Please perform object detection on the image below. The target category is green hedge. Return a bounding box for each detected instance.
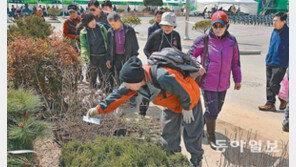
[59,136,191,167]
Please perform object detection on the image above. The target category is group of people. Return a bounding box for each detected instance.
[8,4,33,19]
[77,2,242,165]
[8,4,59,19]
[60,1,289,166]
[63,1,138,107]
[7,1,117,20]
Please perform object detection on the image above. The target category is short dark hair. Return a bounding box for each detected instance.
[102,0,112,8]
[154,10,163,16]
[81,12,96,27]
[107,12,121,22]
[88,0,100,8]
[274,12,287,21]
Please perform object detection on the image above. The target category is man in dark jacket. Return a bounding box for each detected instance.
[259,12,289,111]
[144,12,182,58]
[106,12,139,85]
[11,5,16,17]
[148,10,163,37]
[21,4,32,16]
[87,57,204,167]
[101,0,113,14]
[88,0,110,30]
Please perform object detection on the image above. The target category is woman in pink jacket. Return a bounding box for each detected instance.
[188,11,242,151]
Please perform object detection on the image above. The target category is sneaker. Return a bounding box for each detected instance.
[279,100,287,110]
[258,104,276,111]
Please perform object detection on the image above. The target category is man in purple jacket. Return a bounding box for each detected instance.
[188,11,242,151]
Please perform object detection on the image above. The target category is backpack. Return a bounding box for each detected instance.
[148,47,201,90]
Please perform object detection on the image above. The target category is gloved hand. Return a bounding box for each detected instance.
[182,109,195,124]
[86,107,99,118]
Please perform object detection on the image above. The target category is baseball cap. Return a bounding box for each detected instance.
[211,11,228,25]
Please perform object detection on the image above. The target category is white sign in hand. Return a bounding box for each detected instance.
[83,116,101,125]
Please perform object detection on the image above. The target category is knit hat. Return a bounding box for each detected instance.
[211,11,228,25]
[119,57,145,83]
[68,4,78,12]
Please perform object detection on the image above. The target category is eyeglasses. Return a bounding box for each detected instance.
[213,24,226,29]
[69,11,76,13]
[89,8,96,12]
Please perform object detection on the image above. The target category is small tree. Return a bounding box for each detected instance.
[122,16,141,28]
[48,7,61,20]
[162,7,171,12]
[116,8,125,13]
[7,89,50,166]
[192,20,211,34]
[8,15,54,39]
[7,36,80,113]
[7,89,41,126]
[143,0,163,6]
[149,18,155,25]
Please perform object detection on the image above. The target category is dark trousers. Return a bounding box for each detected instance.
[89,55,112,93]
[111,54,126,87]
[266,66,287,105]
[112,54,137,105]
[202,90,227,120]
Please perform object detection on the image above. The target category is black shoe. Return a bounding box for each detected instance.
[139,110,146,116]
[190,156,202,167]
[282,123,289,132]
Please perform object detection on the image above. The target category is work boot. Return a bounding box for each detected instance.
[258,104,276,111]
[204,116,218,150]
[279,100,287,110]
[190,155,202,167]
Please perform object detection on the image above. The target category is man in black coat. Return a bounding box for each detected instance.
[106,12,139,86]
[147,10,163,37]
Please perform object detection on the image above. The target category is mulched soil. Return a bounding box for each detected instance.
[34,138,61,167]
